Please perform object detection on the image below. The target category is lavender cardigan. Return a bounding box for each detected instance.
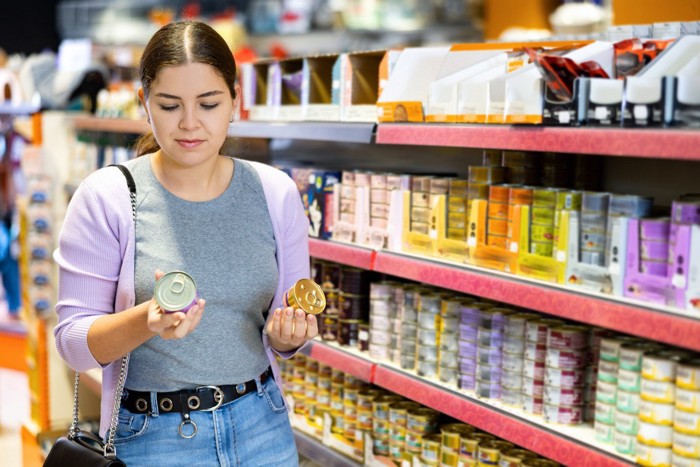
[53,159,310,437]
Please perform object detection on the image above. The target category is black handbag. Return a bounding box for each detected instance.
[44,164,136,467]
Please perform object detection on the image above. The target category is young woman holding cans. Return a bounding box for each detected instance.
[53,21,317,466]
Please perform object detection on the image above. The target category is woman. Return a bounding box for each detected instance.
[53,21,316,466]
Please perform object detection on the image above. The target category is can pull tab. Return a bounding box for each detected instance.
[304,290,323,308]
[170,274,186,295]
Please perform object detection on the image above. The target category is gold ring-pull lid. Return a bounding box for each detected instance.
[287,279,326,314]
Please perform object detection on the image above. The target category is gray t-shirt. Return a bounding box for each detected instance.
[125,156,278,391]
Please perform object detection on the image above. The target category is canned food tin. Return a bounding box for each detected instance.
[618,368,643,392]
[418,359,439,378]
[522,377,545,398]
[504,313,540,337]
[673,431,700,459]
[637,420,674,447]
[595,420,615,444]
[477,364,503,383]
[678,359,700,391]
[477,441,505,465]
[503,336,526,354]
[524,342,547,362]
[477,345,503,366]
[525,319,565,343]
[502,353,524,373]
[600,336,640,363]
[639,400,674,426]
[154,271,199,313]
[441,424,474,451]
[522,395,544,415]
[502,387,523,407]
[476,379,502,399]
[596,380,618,405]
[636,442,672,467]
[460,432,495,458]
[388,401,420,426]
[440,365,460,385]
[407,407,440,434]
[545,367,585,388]
[595,401,616,425]
[419,328,440,346]
[441,332,460,352]
[460,356,478,375]
[442,447,460,467]
[614,429,638,455]
[543,404,583,425]
[677,388,700,413]
[523,359,546,380]
[389,423,406,444]
[373,395,404,421]
[614,409,640,435]
[478,327,504,347]
[641,378,676,404]
[546,348,589,369]
[617,389,642,415]
[422,433,442,461]
[547,325,590,350]
[675,410,700,436]
[373,435,390,456]
[460,375,477,391]
[372,418,391,437]
[406,429,424,453]
[283,278,326,315]
[673,453,700,467]
[419,343,440,362]
[460,324,479,343]
[619,343,662,372]
[440,350,460,369]
[544,386,584,407]
[338,319,362,347]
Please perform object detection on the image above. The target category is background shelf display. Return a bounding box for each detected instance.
[304,340,634,467]
[309,238,700,353]
[293,429,362,467]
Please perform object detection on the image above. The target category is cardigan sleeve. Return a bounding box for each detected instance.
[53,177,126,372]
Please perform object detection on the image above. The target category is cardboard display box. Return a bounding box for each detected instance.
[337,50,396,122]
[301,54,340,121]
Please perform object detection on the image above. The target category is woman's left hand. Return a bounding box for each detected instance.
[266,307,318,352]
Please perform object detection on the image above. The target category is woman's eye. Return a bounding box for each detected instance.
[159,105,178,112]
[202,103,219,110]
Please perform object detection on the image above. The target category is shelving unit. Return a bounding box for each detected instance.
[303,339,634,467]
[294,429,362,467]
[68,116,700,466]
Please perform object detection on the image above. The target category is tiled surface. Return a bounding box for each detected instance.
[0,369,29,467]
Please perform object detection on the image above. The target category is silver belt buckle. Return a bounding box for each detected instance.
[196,386,225,411]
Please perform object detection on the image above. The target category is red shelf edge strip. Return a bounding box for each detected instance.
[372,366,631,467]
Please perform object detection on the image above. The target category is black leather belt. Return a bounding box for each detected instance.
[122,367,272,414]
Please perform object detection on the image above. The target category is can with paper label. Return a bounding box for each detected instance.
[154,271,199,313]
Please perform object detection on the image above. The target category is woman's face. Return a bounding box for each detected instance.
[141,62,234,167]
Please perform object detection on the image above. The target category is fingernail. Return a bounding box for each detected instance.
[295,309,304,317]
[286,309,293,316]
[275,309,281,316]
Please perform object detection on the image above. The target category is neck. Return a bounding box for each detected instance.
[151,151,232,202]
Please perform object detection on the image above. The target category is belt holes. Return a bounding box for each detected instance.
[188,396,201,410]
[135,398,148,412]
[160,398,174,412]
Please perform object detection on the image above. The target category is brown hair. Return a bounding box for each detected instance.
[133,21,237,156]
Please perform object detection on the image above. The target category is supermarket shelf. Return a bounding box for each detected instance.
[308,238,700,353]
[308,238,376,270]
[375,123,700,160]
[306,340,633,467]
[300,338,375,383]
[229,121,376,144]
[294,429,361,467]
[73,116,149,134]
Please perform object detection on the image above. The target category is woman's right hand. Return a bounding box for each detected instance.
[147,270,205,340]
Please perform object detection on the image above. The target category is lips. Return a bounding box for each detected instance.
[176,139,204,149]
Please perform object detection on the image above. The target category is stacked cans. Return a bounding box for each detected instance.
[317,260,341,342]
[475,307,515,400]
[338,266,370,347]
[580,192,611,266]
[369,173,390,231]
[438,298,462,385]
[372,393,404,457]
[639,218,671,277]
[487,184,510,249]
[595,336,643,447]
[405,407,441,459]
[459,300,492,391]
[330,368,346,434]
[303,359,321,419]
[387,400,420,460]
[342,374,369,442]
[439,423,474,467]
[411,176,433,235]
[356,388,385,445]
[607,194,653,266]
[447,179,470,241]
[338,171,357,235]
[368,281,398,362]
[636,350,688,466]
[530,188,558,258]
[673,358,700,466]
[416,292,444,379]
[399,286,423,371]
[502,313,539,407]
[523,318,564,415]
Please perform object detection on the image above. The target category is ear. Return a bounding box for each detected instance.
[137,87,149,120]
[232,83,242,121]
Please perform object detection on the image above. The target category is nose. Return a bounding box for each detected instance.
[179,106,200,130]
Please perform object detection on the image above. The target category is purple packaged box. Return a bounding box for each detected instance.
[460,374,476,391]
[669,224,700,310]
[640,218,671,241]
[459,339,478,358]
[459,324,478,342]
[459,356,477,375]
[292,169,342,240]
[672,201,700,225]
[640,260,669,277]
[640,240,670,261]
[624,218,673,306]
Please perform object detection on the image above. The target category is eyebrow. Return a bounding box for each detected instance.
[154,91,225,99]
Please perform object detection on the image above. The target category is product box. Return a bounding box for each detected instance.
[456,65,509,123]
[622,35,700,127]
[579,77,625,126]
[332,181,369,245]
[606,25,653,42]
[336,50,394,122]
[669,224,700,311]
[277,57,304,121]
[563,211,628,295]
[402,191,444,257]
[377,46,452,122]
[247,60,280,121]
[623,218,673,306]
[515,205,568,284]
[291,168,341,240]
[503,41,613,124]
[663,56,700,128]
[301,54,340,121]
[463,199,518,273]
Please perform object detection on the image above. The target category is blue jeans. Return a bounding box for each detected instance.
[113,376,298,466]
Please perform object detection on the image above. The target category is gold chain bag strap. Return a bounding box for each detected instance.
[44,164,136,466]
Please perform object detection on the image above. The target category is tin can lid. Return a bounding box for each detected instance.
[154,271,197,312]
[291,279,326,315]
